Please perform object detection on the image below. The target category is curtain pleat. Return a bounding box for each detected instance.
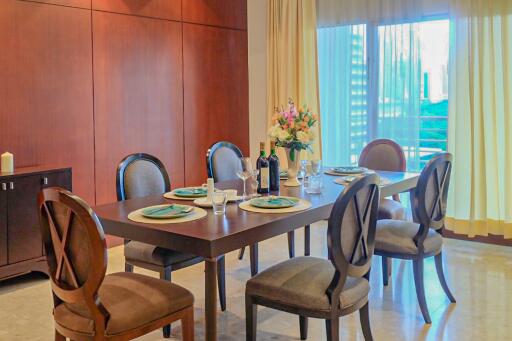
[267,0,322,163]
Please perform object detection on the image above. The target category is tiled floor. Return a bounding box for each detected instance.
[0,222,511,340]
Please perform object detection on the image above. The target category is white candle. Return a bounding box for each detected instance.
[1,152,14,173]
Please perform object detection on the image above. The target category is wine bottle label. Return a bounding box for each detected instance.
[260,167,269,189]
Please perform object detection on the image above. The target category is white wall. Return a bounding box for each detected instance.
[247,0,268,160]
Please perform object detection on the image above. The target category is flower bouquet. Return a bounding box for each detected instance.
[269,99,318,186]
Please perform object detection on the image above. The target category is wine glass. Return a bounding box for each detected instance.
[237,157,253,200]
[249,169,259,198]
[299,159,311,186]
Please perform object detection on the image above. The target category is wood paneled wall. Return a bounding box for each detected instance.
[0,0,249,206]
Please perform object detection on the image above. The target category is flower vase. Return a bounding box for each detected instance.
[284,148,301,187]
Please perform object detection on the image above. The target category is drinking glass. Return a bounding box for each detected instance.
[311,159,322,175]
[300,159,311,186]
[236,157,253,200]
[212,192,228,215]
[305,174,322,194]
[249,169,259,198]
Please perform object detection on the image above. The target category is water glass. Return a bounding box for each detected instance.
[305,174,322,194]
[311,159,322,175]
[212,192,228,215]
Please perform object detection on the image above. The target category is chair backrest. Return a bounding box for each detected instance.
[206,141,243,182]
[38,188,109,326]
[413,153,452,232]
[116,153,171,201]
[358,139,406,172]
[326,174,380,307]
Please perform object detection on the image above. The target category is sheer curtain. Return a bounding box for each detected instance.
[317,4,424,169]
[446,0,512,238]
[318,25,367,167]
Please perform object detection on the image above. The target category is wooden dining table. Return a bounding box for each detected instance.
[94,170,419,341]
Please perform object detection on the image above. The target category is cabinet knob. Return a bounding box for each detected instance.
[43,177,48,185]
[1,183,5,191]
[9,182,14,190]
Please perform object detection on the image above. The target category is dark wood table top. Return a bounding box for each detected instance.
[94,171,418,259]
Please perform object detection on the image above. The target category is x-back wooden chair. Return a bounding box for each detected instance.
[375,152,456,323]
[38,188,194,341]
[207,141,311,276]
[245,174,380,341]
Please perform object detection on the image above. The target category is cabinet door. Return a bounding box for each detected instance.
[0,183,7,266]
[7,176,43,263]
[42,170,72,191]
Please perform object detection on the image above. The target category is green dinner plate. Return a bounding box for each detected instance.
[142,204,193,219]
[330,166,368,175]
[173,187,208,198]
[249,196,300,209]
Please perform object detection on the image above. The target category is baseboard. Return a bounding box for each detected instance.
[443,229,512,247]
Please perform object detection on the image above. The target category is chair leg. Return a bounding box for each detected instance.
[287,231,295,258]
[299,316,308,340]
[238,247,246,260]
[181,306,195,341]
[250,244,259,276]
[125,262,134,272]
[434,253,456,303]
[381,256,389,286]
[161,266,173,338]
[359,302,373,341]
[245,294,257,341]
[412,259,432,324]
[325,317,339,341]
[304,225,311,256]
[55,330,66,341]
[217,256,227,311]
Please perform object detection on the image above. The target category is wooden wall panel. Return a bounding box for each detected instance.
[0,0,95,203]
[92,0,181,21]
[183,23,249,185]
[93,11,184,204]
[21,0,92,9]
[183,0,247,30]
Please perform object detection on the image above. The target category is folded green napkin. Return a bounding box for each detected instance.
[250,196,300,209]
[142,204,193,219]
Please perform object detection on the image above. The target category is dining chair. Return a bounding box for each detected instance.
[358,138,407,221]
[38,187,195,341]
[375,152,456,323]
[245,174,380,341]
[206,141,310,276]
[117,153,226,337]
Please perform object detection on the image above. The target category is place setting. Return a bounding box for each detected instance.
[239,195,311,214]
[127,203,207,224]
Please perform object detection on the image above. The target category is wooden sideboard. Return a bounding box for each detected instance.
[0,166,72,281]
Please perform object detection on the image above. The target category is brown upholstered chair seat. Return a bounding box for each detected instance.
[376,220,443,255]
[54,272,194,336]
[124,241,198,267]
[246,257,369,311]
[378,198,406,220]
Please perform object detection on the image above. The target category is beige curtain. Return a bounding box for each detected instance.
[316,0,449,26]
[267,0,322,163]
[446,0,512,238]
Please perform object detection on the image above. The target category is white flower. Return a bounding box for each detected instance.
[277,129,291,141]
[268,125,281,138]
[297,131,310,143]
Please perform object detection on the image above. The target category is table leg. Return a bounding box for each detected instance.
[304,225,311,256]
[205,258,218,341]
[250,243,258,276]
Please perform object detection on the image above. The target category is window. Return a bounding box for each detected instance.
[318,19,449,171]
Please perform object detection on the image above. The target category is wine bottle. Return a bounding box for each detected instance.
[256,142,270,194]
[268,141,280,191]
